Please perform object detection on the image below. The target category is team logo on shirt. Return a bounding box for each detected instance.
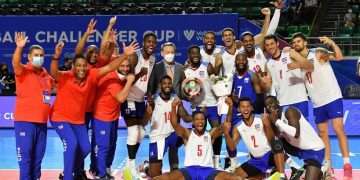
[19,132,26,136]
[199,71,205,77]
[244,77,250,83]
[281,57,287,64]
[255,124,261,131]
[204,135,208,142]
[125,108,131,114]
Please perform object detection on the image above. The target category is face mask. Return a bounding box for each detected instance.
[32,56,44,68]
[117,71,126,80]
[164,53,175,63]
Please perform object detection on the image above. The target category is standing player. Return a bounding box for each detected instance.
[199,31,223,67]
[121,32,157,175]
[261,35,313,117]
[145,75,192,178]
[154,99,240,180]
[223,97,285,179]
[50,41,138,180]
[91,59,135,179]
[264,96,325,180]
[12,32,53,180]
[291,33,352,178]
[183,45,222,168]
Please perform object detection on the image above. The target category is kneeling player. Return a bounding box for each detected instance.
[223,97,285,180]
[154,98,240,180]
[264,96,325,180]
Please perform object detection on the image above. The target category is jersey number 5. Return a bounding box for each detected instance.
[251,135,258,148]
[197,145,203,156]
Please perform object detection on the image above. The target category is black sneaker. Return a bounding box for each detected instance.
[106,173,115,180]
[290,167,305,180]
[75,171,89,180]
[58,173,64,180]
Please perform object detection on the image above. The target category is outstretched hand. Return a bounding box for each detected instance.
[54,41,65,58]
[122,41,139,56]
[15,32,28,48]
[86,18,97,35]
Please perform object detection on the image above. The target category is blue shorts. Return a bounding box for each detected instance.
[121,101,145,119]
[282,140,324,168]
[240,151,274,176]
[180,166,220,180]
[196,106,220,123]
[314,98,343,124]
[281,101,309,117]
[149,132,180,162]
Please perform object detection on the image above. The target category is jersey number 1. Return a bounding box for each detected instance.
[251,135,258,148]
[164,112,171,123]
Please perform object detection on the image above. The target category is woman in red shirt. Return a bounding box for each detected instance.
[50,41,138,180]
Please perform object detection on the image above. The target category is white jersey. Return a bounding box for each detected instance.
[266,51,308,106]
[240,46,268,73]
[221,48,241,93]
[149,95,175,143]
[236,116,271,158]
[200,45,223,66]
[184,131,214,167]
[184,64,217,107]
[280,111,325,151]
[127,50,155,102]
[305,49,342,108]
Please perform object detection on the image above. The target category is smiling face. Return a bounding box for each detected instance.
[264,38,279,57]
[264,96,281,116]
[238,100,253,120]
[188,46,201,65]
[143,35,157,56]
[73,56,88,80]
[192,112,206,134]
[235,53,248,74]
[291,37,307,52]
[242,34,255,53]
[160,77,173,96]
[222,30,235,48]
[117,59,130,75]
[203,32,215,51]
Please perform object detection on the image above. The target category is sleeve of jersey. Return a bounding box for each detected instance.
[95,55,110,68]
[108,82,122,98]
[90,68,101,82]
[266,8,281,35]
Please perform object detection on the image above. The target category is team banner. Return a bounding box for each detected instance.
[0,14,239,65]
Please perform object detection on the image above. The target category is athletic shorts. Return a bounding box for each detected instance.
[282,140,324,168]
[281,101,309,117]
[196,106,220,123]
[121,101,145,119]
[180,166,220,180]
[313,98,343,124]
[240,151,274,177]
[149,132,180,162]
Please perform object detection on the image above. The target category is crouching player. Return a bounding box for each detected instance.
[154,98,241,180]
[264,96,325,180]
[223,97,286,180]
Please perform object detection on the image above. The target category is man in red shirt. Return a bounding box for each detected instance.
[92,59,135,179]
[50,41,138,180]
[12,32,53,180]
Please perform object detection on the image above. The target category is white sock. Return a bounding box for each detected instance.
[127,158,136,168]
[230,157,237,167]
[286,157,301,169]
[214,155,220,168]
[343,157,350,165]
[322,159,331,172]
[106,167,111,175]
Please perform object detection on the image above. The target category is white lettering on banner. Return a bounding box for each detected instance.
[2,31,13,43]
[118,30,137,42]
[143,30,175,42]
[34,31,103,44]
[4,112,14,120]
[35,31,46,43]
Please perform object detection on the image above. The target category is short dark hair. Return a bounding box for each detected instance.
[238,97,252,104]
[265,95,277,102]
[204,31,216,37]
[222,27,235,36]
[240,31,254,41]
[160,75,172,83]
[143,32,157,41]
[73,54,86,64]
[187,45,200,54]
[290,32,307,42]
[264,34,278,43]
[192,110,205,118]
[29,45,44,54]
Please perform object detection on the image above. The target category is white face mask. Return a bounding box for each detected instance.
[164,53,175,63]
[32,56,44,68]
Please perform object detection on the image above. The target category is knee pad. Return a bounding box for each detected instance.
[138,125,145,142]
[127,126,138,145]
[271,138,284,154]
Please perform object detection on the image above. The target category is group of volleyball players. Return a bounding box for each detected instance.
[12,1,353,180]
